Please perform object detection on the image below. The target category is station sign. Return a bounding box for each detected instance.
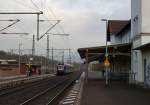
[104,57,110,67]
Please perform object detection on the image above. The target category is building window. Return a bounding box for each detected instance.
[144,59,147,82]
[133,15,138,22]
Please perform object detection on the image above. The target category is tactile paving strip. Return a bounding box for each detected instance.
[59,72,85,105]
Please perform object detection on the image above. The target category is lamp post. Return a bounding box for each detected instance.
[101,19,109,85]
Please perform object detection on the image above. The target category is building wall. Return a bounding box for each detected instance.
[141,35,150,45]
[110,34,121,44]
[89,63,105,71]
[113,56,131,73]
[0,65,20,77]
[20,64,27,75]
[131,50,144,83]
[131,0,150,85]
[110,28,131,45]
[121,28,131,44]
[132,37,142,48]
[110,34,116,44]
[142,0,150,33]
[131,0,141,40]
[131,0,143,82]
[132,0,150,48]
[110,34,128,45]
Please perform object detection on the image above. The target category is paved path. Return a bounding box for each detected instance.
[81,79,150,105]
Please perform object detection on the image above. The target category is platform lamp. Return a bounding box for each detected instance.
[101,19,109,86]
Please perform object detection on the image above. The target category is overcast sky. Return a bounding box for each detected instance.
[0,0,131,62]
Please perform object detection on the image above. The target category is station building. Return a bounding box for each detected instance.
[78,20,131,81]
[78,0,150,87]
[131,0,150,86]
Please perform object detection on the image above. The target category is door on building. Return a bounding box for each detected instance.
[144,59,147,85]
[144,59,150,86]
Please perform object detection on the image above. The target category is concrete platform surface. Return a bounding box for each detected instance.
[81,79,150,105]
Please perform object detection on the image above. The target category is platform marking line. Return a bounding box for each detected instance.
[66,95,76,98]
[62,100,74,104]
[65,98,76,101]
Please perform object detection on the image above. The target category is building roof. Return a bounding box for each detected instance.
[0,60,17,62]
[107,20,130,35]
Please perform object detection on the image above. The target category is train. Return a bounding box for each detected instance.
[56,63,74,75]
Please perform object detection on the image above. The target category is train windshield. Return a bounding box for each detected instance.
[57,65,64,70]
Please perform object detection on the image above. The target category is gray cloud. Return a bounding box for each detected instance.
[0,0,131,62]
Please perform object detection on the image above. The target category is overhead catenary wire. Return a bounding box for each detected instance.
[14,0,39,11]
[48,6,66,34]
[30,0,41,11]
[1,1,42,43]
[1,1,40,36]
[47,7,67,34]
[0,19,20,33]
[0,1,42,58]
[0,19,20,32]
[12,0,51,41]
[47,4,75,60]
[2,0,74,62]
[29,0,62,38]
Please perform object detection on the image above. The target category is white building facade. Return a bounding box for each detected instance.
[131,0,150,86]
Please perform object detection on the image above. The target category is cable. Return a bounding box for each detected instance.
[46,5,72,50]
[48,6,66,34]
[14,0,39,11]
[30,0,62,38]
[30,0,41,11]
[0,19,20,32]
[9,0,71,60]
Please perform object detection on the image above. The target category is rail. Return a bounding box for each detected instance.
[20,78,69,105]
[0,71,81,105]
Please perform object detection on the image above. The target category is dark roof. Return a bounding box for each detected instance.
[78,43,131,62]
[134,43,150,51]
[107,20,130,35]
[117,20,131,35]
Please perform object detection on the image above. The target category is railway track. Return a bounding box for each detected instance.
[0,76,56,96]
[0,71,81,105]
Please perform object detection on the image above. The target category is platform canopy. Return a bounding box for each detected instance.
[134,43,150,51]
[78,43,131,63]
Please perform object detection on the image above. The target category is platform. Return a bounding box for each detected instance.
[0,74,54,89]
[81,71,150,105]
